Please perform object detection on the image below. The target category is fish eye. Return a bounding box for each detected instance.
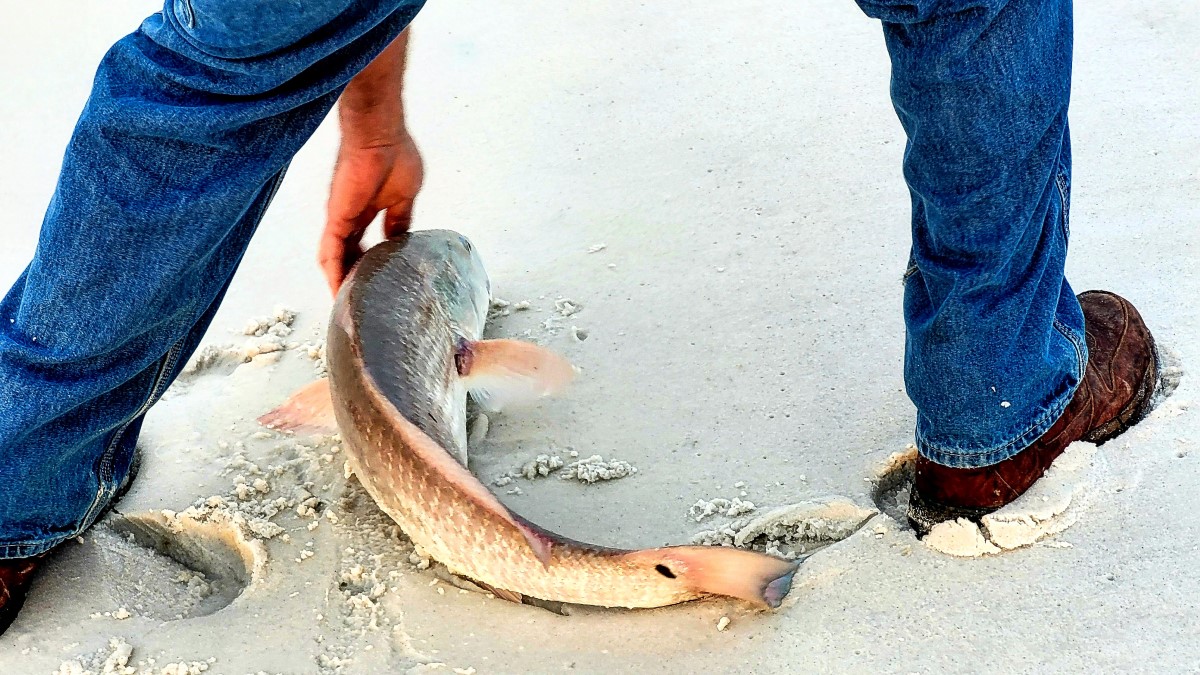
[654,564,676,579]
[460,236,473,252]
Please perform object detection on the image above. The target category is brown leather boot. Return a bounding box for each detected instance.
[908,290,1159,536]
[0,555,44,636]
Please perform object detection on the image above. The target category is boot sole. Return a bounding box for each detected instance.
[907,489,994,538]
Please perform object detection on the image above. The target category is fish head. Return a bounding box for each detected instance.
[621,546,799,609]
[409,229,492,335]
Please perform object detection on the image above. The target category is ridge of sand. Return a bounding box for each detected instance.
[923,442,1104,557]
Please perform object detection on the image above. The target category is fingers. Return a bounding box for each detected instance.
[382,198,415,240]
[318,233,354,296]
[321,138,423,295]
[321,200,414,296]
[319,212,374,296]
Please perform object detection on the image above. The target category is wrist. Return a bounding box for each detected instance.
[339,30,410,149]
[339,104,406,150]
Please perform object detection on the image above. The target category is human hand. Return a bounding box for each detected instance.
[320,131,424,295]
[319,29,421,295]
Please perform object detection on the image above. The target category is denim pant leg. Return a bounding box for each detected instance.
[855,0,1088,468]
[0,0,426,558]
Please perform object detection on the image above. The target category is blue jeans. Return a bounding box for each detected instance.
[857,0,1087,468]
[0,0,1081,557]
[0,0,425,558]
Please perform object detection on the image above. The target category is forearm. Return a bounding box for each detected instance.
[339,29,411,148]
[321,28,424,294]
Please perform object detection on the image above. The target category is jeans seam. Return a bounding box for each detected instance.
[1055,170,1070,241]
[76,339,186,532]
[1054,317,1087,380]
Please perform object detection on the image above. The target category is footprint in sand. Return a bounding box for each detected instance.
[69,511,263,621]
[873,440,1109,557]
[871,343,1184,557]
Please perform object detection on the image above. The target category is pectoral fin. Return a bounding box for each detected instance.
[257,379,337,434]
[456,339,575,412]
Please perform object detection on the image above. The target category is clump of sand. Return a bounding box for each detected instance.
[243,306,297,338]
[922,518,1001,557]
[178,455,319,542]
[181,306,306,376]
[923,442,1102,557]
[519,454,565,479]
[495,452,638,486]
[56,638,215,675]
[487,297,533,320]
[693,497,878,560]
[467,414,490,445]
[560,454,637,483]
[688,497,757,522]
[488,295,589,345]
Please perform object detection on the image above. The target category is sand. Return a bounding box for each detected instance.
[911,442,1106,557]
[3,0,1200,672]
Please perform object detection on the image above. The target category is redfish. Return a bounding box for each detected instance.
[261,230,797,609]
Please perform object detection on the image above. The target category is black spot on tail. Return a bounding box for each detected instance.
[655,564,676,579]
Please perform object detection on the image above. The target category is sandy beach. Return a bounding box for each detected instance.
[2,1,1198,672]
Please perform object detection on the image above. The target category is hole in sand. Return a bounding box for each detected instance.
[89,511,261,621]
[868,348,1181,556]
[1149,343,1184,412]
[872,441,1109,557]
[871,446,918,530]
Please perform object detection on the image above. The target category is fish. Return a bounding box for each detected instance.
[259,230,798,610]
